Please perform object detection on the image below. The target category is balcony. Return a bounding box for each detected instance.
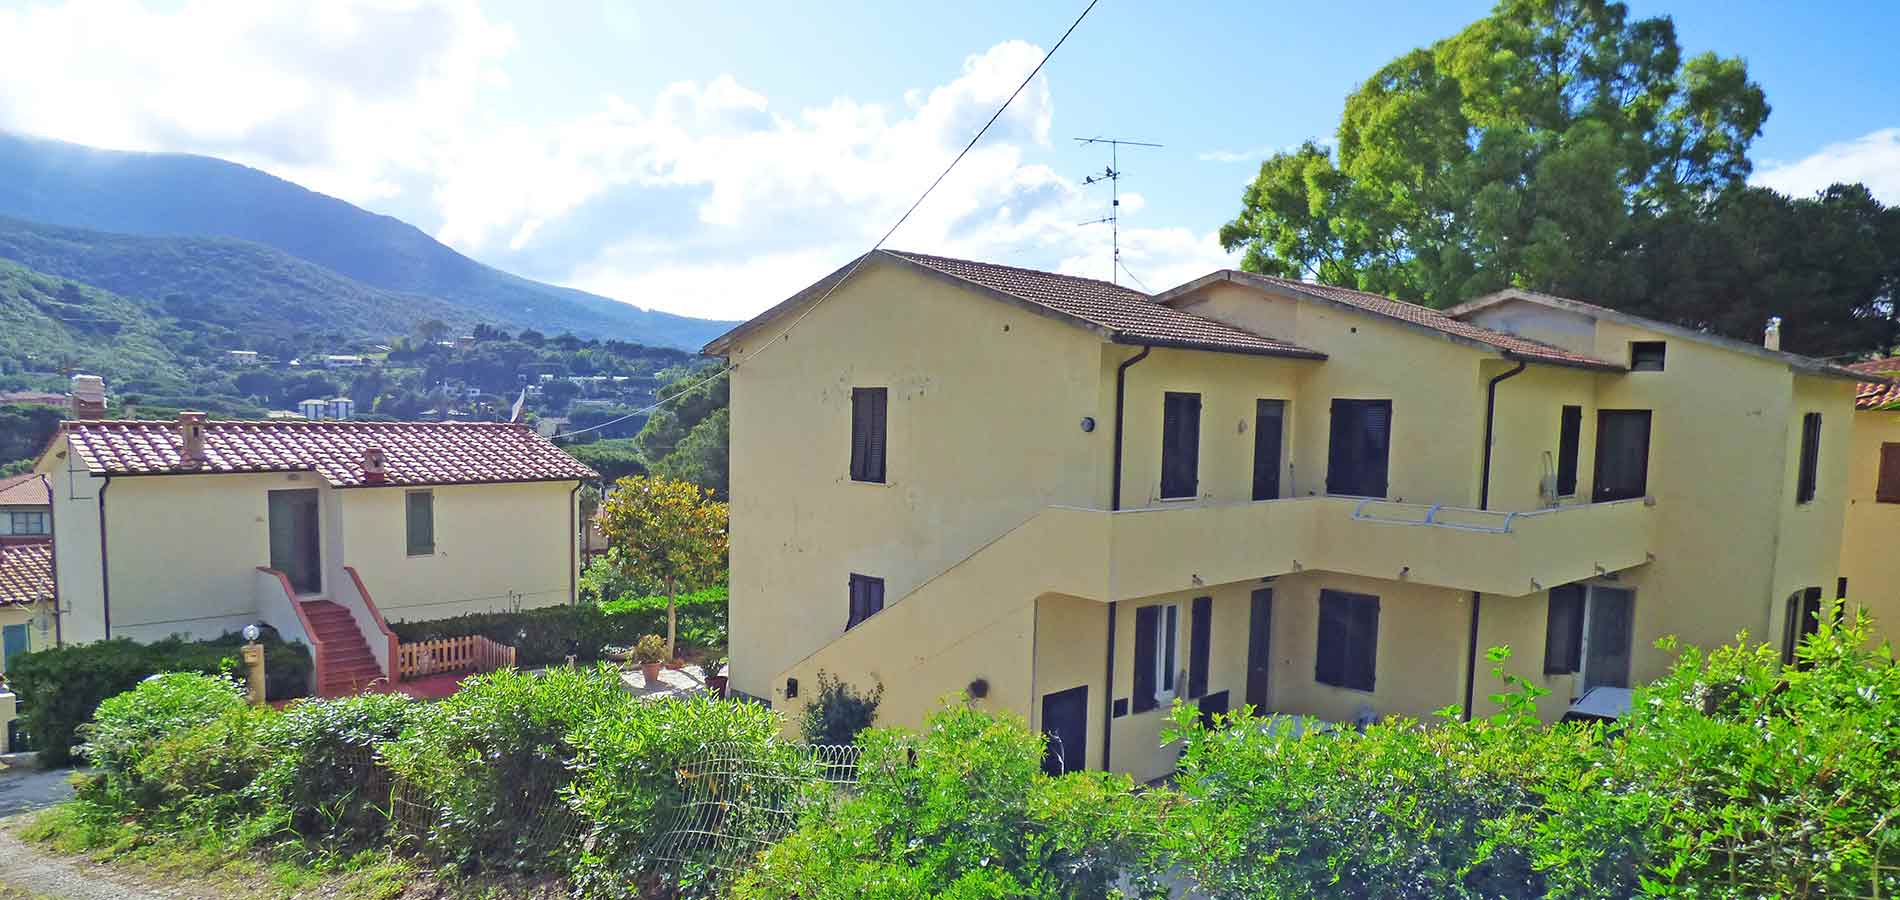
[1094,495,1656,600]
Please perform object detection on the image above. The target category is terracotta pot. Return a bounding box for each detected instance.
[640,662,663,683]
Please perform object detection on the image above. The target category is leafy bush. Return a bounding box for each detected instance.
[77,673,249,811]
[252,692,422,846]
[568,693,785,895]
[380,666,633,871]
[733,703,1161,899]
[797,671,882,746]
[132,703,279,822]
[388,586,727,667]
[7,632,310,765]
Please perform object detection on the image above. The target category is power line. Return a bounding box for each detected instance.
[556,0,1104,442]
[1074,136,1161,285]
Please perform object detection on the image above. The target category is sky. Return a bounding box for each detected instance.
[0,0,1894,323]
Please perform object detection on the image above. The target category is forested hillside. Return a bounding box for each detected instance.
[0,257,186,386]
[0,132,734,349]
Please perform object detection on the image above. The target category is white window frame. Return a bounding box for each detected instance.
[1153,603,1179,702]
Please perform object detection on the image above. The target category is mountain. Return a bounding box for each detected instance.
[0,216,479,343]
[0,132,733,350]
[0,256,187,386]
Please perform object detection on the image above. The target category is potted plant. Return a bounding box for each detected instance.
[633,634,667,684]
[706,656,729,697]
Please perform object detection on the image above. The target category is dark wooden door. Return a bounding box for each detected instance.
[1040,685,1088,776]
[1252,400,1284,500]
[1583,587,1634,689]
[268,489,321,594]
[1245,588,1273,712]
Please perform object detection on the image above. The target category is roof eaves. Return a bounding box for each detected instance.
[876,250,1122,340]
[1108,333,1328,361]
[702,253,871,357]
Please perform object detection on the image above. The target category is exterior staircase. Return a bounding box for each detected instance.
[303,599,385,696]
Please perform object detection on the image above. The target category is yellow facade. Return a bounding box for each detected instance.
[1838,408,1900,632]
[36,444,581,646]
[718,254,1863,779]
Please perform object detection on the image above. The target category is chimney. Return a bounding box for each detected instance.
[177,412,208,466]
[70,374,106,419]
[361,446,388,483]
[1764,316,1782,352]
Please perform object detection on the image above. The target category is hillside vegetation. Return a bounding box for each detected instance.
[0,257,185,385]
[0,132,734,349]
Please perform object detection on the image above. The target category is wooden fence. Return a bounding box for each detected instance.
[396,635,517,680]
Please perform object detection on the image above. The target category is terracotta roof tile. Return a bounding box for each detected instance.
[1217,273,1620,370]
[1849,358,1900,409]
[0,473,49,507]
[0,541,53,607]
[883,251,1326,359]
[61,420,597,487]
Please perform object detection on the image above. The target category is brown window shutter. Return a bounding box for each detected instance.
[850,388,887,483]
[1187,596,1212,698]
[1877,443,1900,503]
[1132,605,1159,712]
[1543,584,1585,674]
[1796,413,1821,504]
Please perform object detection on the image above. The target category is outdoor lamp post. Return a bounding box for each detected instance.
[241,624,266,705]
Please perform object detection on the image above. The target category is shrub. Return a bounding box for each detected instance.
[252,692,423,846]
[133,703,279,823]
[387,585,728,667]
[1157,650,1602,900]
[797,672,882,746]
[732,703,1162,900]
[77,673,249,811]
[380,666,633,871]
[568,693,785,895]
[7,632,311,765]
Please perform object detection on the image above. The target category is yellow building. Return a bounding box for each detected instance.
[33,415,594,697]
[1,540,56,751]
[1837,359,1900,645]
[711,251,1873,781]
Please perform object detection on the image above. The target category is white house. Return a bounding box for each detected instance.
[34,414,596,695]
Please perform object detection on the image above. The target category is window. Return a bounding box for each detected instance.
[1252,400,1285,501]
[1794,413,1822,505]
[1131,603,1179,712]
[1782,586,1836,666]
[1315,590,1378,691]
[1556,405,1582,497]
[846,574,885,630]
[404,491,434,556]
[1186,596,1212,698]
[849,387,888,483]
[1630,341,1667,372]
[1592,410,1652,502]
[1545,584,1635,688]
[1543,584,1585,674]
[1878,443,1900,503]
[1326,399,1392,498]
[5,511,48,536]
[1160,392,1202,499]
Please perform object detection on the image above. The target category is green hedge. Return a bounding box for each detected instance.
[387,586,727,668]
[7,631,311,765]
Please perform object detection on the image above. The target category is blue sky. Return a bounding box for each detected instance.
[0,0,1894,321]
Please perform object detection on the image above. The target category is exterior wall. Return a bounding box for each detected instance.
[1097,583,1253,783]
[0,601,48,675]
[724,260,1111,702]
[1483,361,1601,512]
[339,481,578,623]
[1113,345,1312,507]
[1264,573,1470,724]
[1839,410,1900,638]
[37,436,579,644]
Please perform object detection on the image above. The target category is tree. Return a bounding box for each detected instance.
[652,407,729,498]
[415,319,449,344]
[597,475,728,660]
[1222,2,1766,300]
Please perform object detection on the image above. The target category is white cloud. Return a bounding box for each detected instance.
[0,3,1233,321]
[1752,127,1900,204]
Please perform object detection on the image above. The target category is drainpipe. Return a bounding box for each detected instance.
[1466,360,1527,721]
[97,474,112,639]
[1103,344,1150,771]
[568,481,583,605]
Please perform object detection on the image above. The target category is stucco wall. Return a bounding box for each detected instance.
[723,259,1111,701]
[1838,410,1900,639]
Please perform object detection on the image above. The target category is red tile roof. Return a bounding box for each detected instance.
[60,420,598,487]
[0,541,53,607]
[1849,359,1900,409]
[1186,272,1619,370]
[883,251,1325,359]
[0,473,49,507]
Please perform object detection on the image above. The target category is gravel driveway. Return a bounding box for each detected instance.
[0,825,182,900]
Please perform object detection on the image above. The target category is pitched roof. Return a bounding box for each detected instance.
[1155,271,1620,371]
[0,541,53,607]
[0,473,49,507]
[703,250,1327,360]
[58,420,597,487]
[1847,359,1900,409]
[1445,288,1874,383]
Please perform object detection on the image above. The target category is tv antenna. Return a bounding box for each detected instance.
[1075,136,1161,284]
